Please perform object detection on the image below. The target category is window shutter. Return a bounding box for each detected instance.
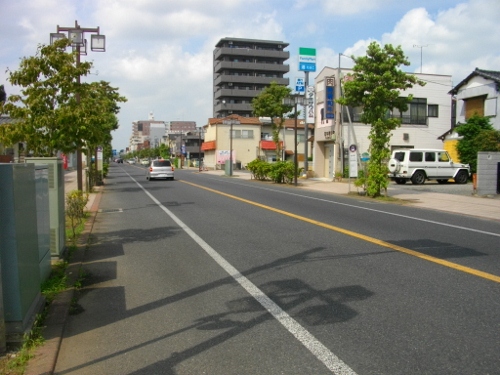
[465,96,485,119]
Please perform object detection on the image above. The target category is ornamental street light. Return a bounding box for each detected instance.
[222,118,240,176]
[50,20,106,191]
[283,94,305,186]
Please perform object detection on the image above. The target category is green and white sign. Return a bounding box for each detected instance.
[299,47,316,72]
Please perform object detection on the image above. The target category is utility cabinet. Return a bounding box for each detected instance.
[25,157,66,258]
[0,163,45,343]
[34,165,52,282]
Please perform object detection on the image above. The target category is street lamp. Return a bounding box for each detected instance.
[222,118,240,176]
[50,20,106,191]
[283,94,305,186]
[197,127,205,171]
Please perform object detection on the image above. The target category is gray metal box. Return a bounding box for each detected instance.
[0,163,45,343]
[25,157,66,258]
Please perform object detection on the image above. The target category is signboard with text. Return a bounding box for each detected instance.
[306,86,315,123]
[299,47,316,72]
[325,77,335,119]
[295,77,305,93]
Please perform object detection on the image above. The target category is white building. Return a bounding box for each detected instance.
[312,67,453,179]
[449,68,500,130]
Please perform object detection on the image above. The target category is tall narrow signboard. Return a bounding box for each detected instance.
[325,77,335,119]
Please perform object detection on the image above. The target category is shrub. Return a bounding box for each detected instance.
[269,161,295,184]
[66,190,89,243]
[247,158,271,180]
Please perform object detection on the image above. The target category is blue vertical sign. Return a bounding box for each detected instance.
[325,77,335,119]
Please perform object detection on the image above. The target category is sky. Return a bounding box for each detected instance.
[1,0,499,151]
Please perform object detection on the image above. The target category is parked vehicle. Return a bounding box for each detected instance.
[140,159,150,166]
[115,158,123,163]
[388,149,470,185]
[146,159,174,180]
[127,159,136,164]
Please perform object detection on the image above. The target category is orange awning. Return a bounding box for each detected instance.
[260,140,283,150]
[201,140,216,151]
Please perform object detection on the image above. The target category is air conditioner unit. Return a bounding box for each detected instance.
[228,83,233,86]
[228,111,233,114]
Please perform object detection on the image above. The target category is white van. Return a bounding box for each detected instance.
[388,149,470,185]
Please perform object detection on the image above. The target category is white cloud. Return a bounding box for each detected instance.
[321,0,396,15]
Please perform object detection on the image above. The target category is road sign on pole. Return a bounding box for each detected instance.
[295,77,305,93]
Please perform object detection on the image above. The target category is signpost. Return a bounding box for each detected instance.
[298,47,316,176]
[349,144,358,178]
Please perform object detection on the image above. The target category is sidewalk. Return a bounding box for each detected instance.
[24,167,500,375]
[63,169,100,212]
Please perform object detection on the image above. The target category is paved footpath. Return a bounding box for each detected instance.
[23,168,500,375]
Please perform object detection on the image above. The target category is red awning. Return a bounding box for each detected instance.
[201,141,216,151]
[260,140,283,150]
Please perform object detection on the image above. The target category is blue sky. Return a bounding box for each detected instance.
[1,0,499,151]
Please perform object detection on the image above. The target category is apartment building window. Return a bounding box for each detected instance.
[428,104,439,117]
[392,97,427,125]
[232,130,254,139]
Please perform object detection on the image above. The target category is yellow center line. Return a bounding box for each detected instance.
[181,180,500,284]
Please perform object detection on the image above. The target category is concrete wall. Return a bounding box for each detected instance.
[476,152,500,196]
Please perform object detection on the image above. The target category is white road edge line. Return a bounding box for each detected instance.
[131,175,358,375]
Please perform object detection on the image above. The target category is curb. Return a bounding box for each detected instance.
[24,187,103,375]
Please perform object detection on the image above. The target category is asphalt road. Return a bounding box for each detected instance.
[54,164,500,375]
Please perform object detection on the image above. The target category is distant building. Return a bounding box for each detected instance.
[129,112,167,151]
[167,121,197,134]
[213,37,290,118]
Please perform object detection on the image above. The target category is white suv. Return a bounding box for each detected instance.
[388,149,470,185]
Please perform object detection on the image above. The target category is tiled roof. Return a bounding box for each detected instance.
[449,67,500,95]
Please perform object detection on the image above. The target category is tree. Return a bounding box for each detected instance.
[0,38,127,157]
[337,42,425,197]
[455,115,499,173]
[252,81,292,161]
[0,85,6,103]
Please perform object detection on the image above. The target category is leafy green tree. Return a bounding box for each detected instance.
[0,85,6,103]
[455,115,498,173]
[252,81,292,161]
[337,42,425,197]
[0,38,126,157]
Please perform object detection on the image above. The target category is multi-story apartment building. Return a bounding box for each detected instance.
[213,38,290,118]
